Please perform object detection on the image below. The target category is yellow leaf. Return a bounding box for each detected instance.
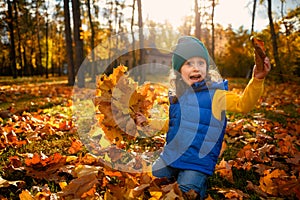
[19,190,34,200]
[149,191,163,199]
[59,181,68,190]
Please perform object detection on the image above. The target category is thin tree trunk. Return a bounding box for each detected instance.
[72,0,85,87]
[64,0,75,86]
[36,0,43,76]
[267,0,283,81]
[7,0,17,79]
[13,0,23,77]
[251,0,257,34]
[137,0,144,83]
[194,0,201,39]
[45,18,49,78]
[86,0,96,82]
[211,0,215,61]
[131,0,136,70]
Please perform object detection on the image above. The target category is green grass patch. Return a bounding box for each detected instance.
[0,75,68,85]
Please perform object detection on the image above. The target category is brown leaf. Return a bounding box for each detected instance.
[68,138,83,154]
[215,158,234,183]
[246,181,268,197]
[259,169,287,196]
[59,174,99,199]
[130,183,150,198]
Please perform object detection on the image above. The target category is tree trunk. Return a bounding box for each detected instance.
[251,0,257,34]
[72,0,85,87]
[36,0,43,76]
[137,0,144,83]
[86,0,96,82]
[194,0,201,39]
[7,0,17,79]
[267,0,283,81]
[211,0,215,61]
[63,0,75,86]
[131,0,136,70]
[13,0,23,77]
[45,19,49,79]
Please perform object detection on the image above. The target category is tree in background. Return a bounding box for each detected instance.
[251,0,257,34]
[72,0,85,87]
[194,0,201,39]
[0,0,298,82]
[64,0,75,86]
[86,0,96,82]
[6,0,17,78]
[137,0,145,83]
[266,0,283,81]
[210,0,216,61]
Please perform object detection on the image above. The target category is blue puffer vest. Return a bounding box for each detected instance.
[160,80,228,175]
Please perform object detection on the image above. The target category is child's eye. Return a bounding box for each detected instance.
[185,61,205,67]
[198,61,205,65]
[186,61,193,66]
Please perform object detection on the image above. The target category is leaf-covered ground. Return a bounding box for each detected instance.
[0,75,299,200]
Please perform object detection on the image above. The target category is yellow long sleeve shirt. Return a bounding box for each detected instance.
[212,78,265,120]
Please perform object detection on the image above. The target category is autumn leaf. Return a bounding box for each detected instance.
[215,158,234,183]
[259,169,287,196]
[68,138,83,154]
[216,187,250,199]
[59,174,99,199]
[19,190,35,200]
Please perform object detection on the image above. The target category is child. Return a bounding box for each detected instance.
[136,36,271,199]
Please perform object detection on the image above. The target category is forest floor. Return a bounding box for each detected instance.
[0,74,299,200]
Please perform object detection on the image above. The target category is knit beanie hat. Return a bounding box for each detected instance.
[172,36,210,71]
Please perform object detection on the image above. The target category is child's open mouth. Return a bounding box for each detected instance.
[190,74,201,81]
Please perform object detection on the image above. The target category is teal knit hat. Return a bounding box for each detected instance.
[172,36,209,71]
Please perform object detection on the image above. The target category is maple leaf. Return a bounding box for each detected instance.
[68,138,83,154]
[215,158,234,183]
[24,153,67,181]
[250,36,266,71]
[59,174,99,199]
[19,190,35,200]
[259,169,287,196]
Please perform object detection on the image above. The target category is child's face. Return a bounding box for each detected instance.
[180,57,207,86]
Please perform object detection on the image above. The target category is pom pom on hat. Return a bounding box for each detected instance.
[172,36,209,71]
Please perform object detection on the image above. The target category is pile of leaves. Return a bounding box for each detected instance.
[90,65,169,173]
[0,68,299,199]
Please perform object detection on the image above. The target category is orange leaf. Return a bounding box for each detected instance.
[259,169,287,196]
[215,158,234,183]
[19,190,34,200]
[68,138,83,154]
[25,153,41,166]
[103,168,123,177]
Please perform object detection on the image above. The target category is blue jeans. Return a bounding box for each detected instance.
[152,158,208,199]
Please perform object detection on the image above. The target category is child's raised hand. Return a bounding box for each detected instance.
[135,112,147,126]
[253,57,271,79]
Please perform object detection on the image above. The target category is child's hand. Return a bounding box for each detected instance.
[253,57,271,79]
[135,112,147,126]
